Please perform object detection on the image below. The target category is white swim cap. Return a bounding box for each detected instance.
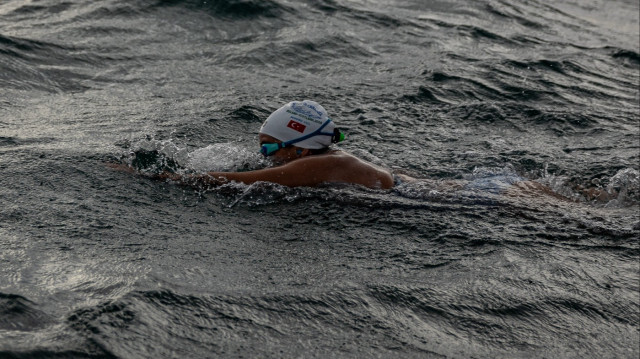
[259,100,336,149]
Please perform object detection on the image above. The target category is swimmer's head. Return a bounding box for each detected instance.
[259,100,343,150]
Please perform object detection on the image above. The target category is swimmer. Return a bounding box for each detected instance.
[108,99,618,203]
[140,100,397,189]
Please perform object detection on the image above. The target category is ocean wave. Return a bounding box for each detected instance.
[0,34,94,92]
[367,277,638,350]
[64,288,402,357]
[307,0,413,29]
[60,281,639,358]
[151,0,291,19]
[611,48,640,67]
[0,293,53,331]
[3,0,290,22]
[2,1,74,18]
[0,136,57,148]
[484,2,546,30]
[225,34,374,68]
[407,72,507,104]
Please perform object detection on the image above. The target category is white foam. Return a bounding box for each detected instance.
[464,164,520,180]
[186,143,269,172]
[604,168,639,208]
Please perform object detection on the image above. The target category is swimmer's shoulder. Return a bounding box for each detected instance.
[288,150,394,189]
[292,149,361,164]
[313,150,387,172]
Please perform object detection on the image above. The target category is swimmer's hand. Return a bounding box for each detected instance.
[107,162,228,188]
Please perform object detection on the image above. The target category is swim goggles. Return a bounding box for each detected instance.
[260,118,345,157]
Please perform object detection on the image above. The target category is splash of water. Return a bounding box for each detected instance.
[186,143,269,172]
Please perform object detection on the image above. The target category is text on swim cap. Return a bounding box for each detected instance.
[291,102,324,120]
[285,109,323,125]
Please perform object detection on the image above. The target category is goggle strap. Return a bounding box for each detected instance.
[281,118,333,147]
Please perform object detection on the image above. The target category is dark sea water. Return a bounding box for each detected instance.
[1,0,639,358]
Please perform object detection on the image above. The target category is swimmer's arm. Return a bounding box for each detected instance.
[106,162,283,187]
[106,162,293,187]
[164,155,393,189]
[158,167,316,188]
[250,155,393,189]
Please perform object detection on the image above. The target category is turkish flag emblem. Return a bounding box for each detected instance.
[287,120,306,133]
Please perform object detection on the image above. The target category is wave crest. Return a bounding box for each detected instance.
[153,0,290,19]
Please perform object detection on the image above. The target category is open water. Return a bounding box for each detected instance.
[1,0,639,358]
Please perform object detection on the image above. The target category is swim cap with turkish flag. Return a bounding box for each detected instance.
[259,100,336,149]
